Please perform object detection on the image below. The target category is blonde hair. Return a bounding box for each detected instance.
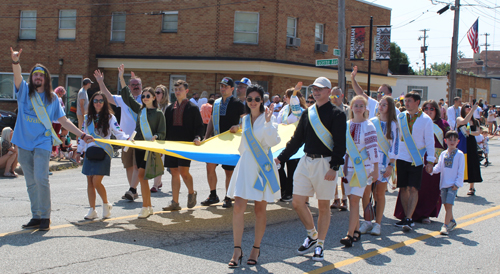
[200,91,209,99]
[155,84,169,107]
[349,95,368,120]
[1,127,12,143]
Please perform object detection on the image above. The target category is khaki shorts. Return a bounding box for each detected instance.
[293,156,336,200]
[121,147,135,168]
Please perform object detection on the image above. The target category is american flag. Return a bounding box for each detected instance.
[467,19,479,53]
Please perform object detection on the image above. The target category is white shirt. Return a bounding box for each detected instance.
[447,106,461,130]
[276,97,302,124]
[473,107,482,119]
[113,94,141,135]
[197,98,207,109]
[190,98,198,106]
[398,111,436,163]
[77,115,129,153]
[273,102,283,118]
[367,96,379,119]
[431,149,465,189]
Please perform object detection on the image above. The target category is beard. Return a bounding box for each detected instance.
[33,82,42,88]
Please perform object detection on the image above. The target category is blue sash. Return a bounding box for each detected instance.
[140,108,153,141]
[243,115,280,194]
[213,98,222,135]
[346,121,369,187]
[370,117,391,159]
[308,104,333,151]
[398,112,426,166]
[30,92,62,146]
[433,123,444,161]
[86,115,113,158]
[281,105,289,124]
[129,107,138,122]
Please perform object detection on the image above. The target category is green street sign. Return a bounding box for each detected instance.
[333,49,341,56]
[315,58,339,66]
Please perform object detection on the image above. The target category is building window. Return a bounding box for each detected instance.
[20,10,37,39]
[111,13,126,42]
[407,86,428,101]
[287,17,297,38]
[169,75,186,102]
[315,23,324,43]
[59,10,77,40]
[456,89,462,98]
[162,11,178,32]
[234,11,259,44]
[0,73,29,100]
[66,75,83,113]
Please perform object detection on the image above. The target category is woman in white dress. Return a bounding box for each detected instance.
[227,85,280,268]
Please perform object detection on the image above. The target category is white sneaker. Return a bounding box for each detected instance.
[103,203,112,219]
[370,223,381,236]
[440,224,449,235]
[138,207,153,219]
[84,208,98,220]
[359,221,373,234]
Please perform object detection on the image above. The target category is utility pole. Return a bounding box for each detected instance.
[481,33,490,77]
[449,0,460,106]
[338,0,346,99]
[419,29,429,75]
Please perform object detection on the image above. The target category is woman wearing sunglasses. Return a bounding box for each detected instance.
[118,64,166,218]
[395,100,450,225]
[227,85,279,267]
[76,92,129,220]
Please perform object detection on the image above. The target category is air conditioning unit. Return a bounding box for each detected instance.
[315,43,328,53]
[286,37,301,47]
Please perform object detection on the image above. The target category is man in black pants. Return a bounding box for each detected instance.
[202,77,245,208]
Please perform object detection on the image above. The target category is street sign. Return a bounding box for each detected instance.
[316,58,339,66]
[333,49,341,56]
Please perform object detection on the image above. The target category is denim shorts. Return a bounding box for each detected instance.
[441,187,458,205]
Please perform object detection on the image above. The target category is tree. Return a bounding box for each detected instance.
[389,42,414,75]
[416,62,450,76]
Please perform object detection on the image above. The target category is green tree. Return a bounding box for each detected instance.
[389,42,413,75]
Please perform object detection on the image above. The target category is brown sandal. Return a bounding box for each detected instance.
[330,199,341,209]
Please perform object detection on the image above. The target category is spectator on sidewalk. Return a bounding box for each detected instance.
[51,86,66,158]
[77,79,92,130]
[0,127,18,177]
[197,91,209,110]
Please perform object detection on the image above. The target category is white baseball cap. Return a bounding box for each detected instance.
[309,77,332,89]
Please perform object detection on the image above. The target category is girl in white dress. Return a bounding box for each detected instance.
[340,95,379,247]
[227,85,280,267]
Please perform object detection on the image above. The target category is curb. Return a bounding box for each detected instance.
[14,161,80,176]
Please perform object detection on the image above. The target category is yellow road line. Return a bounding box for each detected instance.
[306,210,500,274]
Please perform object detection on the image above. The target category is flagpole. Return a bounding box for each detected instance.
[449,0,460,106]
[367,16,373,96]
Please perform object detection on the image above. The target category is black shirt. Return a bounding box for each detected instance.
[213,96,245,135]
[165,101,205,141]
[278,101,346,168]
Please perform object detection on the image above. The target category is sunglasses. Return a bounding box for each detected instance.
[246,97,262,103]
[423,107,435,111]
[141,94,152,99]
[155,91,162,95]
[93,99,104,104]
[329,95,341,99]
[464,105,471,109]
[306,100,315,104]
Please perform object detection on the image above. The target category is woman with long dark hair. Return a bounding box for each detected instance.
[227,85,279,267]
[118,65,166,218]
[76,92,129,219]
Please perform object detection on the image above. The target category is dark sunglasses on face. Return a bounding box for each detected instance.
[246,97,262,103]
[306,100,315,104]
[141,94,152,99]
[464,105,471,109]
[155,91,162,95]
[93,99,104,104]
[423,107,435,111]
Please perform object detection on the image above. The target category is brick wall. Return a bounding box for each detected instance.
[449,73,491,102]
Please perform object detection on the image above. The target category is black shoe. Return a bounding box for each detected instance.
[402,218,413,231]
[222,197,232,208]
[280,195,293,202]
[228,246,243,268]
[312,245,324,261]
[39,219,51,231]
[340,235,354,247]
[394,219,405,227]
[201,195,220,206]
[297,236,318,255]
[22,218,41,229]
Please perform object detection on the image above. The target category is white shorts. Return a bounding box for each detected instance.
[293,156,337,200]
[343,170,373,197]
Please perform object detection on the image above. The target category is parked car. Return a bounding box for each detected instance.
[0,110,17,133]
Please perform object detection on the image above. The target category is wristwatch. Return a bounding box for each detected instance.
[331,165,340,171]
[388,162,395,167]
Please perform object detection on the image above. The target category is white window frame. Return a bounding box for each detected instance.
[111,12,126,42]
[169,75,186,103]
[315,23,324,44]
[162,11,178,33]
[287,17,297,38]
[233,11,259,45]
[20,10,37,40]
[58,10,77,40]
[0,72,29,100]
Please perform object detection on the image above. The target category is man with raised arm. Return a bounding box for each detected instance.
[10,48,94,231]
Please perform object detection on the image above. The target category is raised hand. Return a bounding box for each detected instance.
[10,47,22,61]
[118,64,125,78]
[93,70,104,83]
[293,82,303,96]
[131,71,136,78]
[265,103,275,122]
[351,65,358,79]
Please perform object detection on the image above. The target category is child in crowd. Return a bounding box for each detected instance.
[58,127,78,163]
[430,131,465,235]
[477,129,490,166]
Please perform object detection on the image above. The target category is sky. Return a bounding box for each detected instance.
[366,0,499,71]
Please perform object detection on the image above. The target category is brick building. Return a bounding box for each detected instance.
[0,0,394,112]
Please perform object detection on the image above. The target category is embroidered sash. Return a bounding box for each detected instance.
[213,98,222,135]
[308,104,333,151]
[86,115,113,158]
[290,96,303,118]
[398,112,426,166]
[281,105,290,124]
[346,121,369,187]
[243,115,280,194]
[30,92,62,146]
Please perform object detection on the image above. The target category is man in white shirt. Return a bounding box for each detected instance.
[94,70,142,200]
[447,97,462,130]
[189,93,199,105]
[395,91,435,231]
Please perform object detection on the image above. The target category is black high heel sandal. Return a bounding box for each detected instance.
[340,235,354,247]
[247,246,260,265]
[353,230,361,242]
[228,246,243,268]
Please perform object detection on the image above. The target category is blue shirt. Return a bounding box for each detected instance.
[13,80,66,151]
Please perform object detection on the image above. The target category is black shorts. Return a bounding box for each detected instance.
[396,159,423,190]
[221,164,235,171]
[134,148,147,169]
[164,155,191,168]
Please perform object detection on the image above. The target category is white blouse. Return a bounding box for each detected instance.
[77,114,129,153]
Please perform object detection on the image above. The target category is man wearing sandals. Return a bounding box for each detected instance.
[275,77,346,261]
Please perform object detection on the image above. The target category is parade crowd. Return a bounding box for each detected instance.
[6,47,487,265]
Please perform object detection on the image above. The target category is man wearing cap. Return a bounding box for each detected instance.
[77,78,92,130]
[202,77,245,208]
[235,77,252,103]
[275,77,346,261]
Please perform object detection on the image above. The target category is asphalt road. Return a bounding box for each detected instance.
[1,140,500,274]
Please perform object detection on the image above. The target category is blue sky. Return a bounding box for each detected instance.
[367,0,499,70]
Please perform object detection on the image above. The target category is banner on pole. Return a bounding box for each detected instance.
[375,26,391,60]
[350,27,365,60]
